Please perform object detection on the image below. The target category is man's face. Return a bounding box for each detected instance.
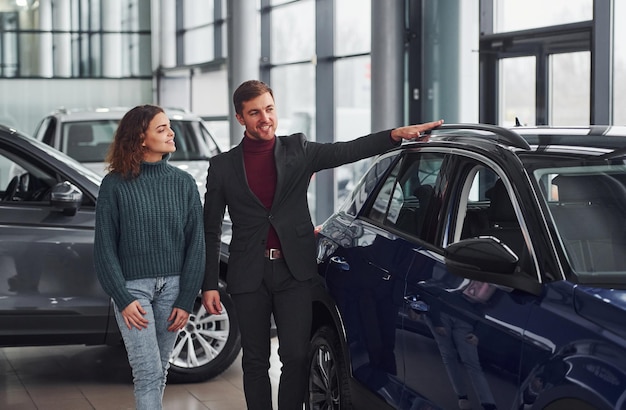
[236,92,278,141]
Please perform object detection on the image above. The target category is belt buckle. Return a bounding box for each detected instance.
[268,248,279,260]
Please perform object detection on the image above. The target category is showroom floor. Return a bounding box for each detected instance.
[0,338,281,410]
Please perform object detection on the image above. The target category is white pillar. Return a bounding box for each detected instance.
[102,0,123,77]
[38,0,54,77]
[160,0,177,68]
[228,0,259,145]
[371,0,404,129]
[53,0,72,77]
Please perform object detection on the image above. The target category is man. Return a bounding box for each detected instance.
[202,79,443,410]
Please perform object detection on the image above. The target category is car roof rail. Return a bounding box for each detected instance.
[426,123,531,150]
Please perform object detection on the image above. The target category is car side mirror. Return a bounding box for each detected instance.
[444,236,541,296]
[50,181,83,216]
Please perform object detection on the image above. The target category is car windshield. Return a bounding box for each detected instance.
[531,159,626,281]
[61,119,218,163]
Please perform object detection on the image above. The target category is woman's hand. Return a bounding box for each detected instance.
[167,307,190,332]
[121,300,149,330]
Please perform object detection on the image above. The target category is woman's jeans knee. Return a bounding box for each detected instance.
[114,276,180,410]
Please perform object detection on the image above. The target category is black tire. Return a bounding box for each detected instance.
[307,325,352,410]
[167,282,241,383]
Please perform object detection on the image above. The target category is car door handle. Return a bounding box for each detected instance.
[329,256,350,271]
[404,295,429,312]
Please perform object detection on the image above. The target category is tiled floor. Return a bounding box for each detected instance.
[0,338,281,410]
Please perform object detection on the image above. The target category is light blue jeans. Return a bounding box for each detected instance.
[113,276,180,410]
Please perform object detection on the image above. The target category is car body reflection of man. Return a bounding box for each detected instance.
[411,270,497,410]
[7,257,41,293]
[325,233,409,404]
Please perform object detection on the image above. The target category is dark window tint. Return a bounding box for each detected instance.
[366,152,445,242]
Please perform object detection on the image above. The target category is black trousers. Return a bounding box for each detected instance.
[231,258,312,410]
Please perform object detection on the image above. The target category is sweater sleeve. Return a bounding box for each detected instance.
[174,176,206,312]
[93,177,136,311]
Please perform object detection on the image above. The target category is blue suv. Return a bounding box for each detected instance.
[309,124,626,410]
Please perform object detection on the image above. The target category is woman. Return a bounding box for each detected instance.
[94,104,205,410]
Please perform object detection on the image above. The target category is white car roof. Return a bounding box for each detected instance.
[47,107,202,122]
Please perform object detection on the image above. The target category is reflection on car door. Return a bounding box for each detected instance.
[0,150,110,346]
[322,153,411,407]
[398,157,537,409]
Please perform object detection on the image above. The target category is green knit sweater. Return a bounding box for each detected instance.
[94,155,205,313]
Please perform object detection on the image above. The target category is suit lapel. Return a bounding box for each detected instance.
[230,143,266,208]
[271,137,286,209]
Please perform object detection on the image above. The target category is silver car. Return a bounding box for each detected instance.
[33,107,222,198]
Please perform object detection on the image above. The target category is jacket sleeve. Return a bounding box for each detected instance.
[307,129,398,172]
[202,158,226,291]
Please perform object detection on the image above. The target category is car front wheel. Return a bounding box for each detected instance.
[167,283,241,383]
[307,325,352,409]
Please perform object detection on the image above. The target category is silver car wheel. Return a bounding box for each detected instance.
[170,302,230,369]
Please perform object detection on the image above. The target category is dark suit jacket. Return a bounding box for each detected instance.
[202,130,398,294]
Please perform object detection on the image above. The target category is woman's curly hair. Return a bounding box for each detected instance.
[105,104,164,179]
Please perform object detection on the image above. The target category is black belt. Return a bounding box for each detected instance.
[264,248,283,260]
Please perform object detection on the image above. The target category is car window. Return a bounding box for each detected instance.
[0,148,59,203]
[452,162,535,277]
[365,152,445,242]
[62,120,118,162]
[535,165,626,277]
[60,119,219,163]
[339,153,400,217]
[169,121,218,161]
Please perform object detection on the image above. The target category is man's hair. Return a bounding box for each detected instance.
[233,80,274,116]
[106,104,165,179]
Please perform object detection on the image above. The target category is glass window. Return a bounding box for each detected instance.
[340,154,399,218]
[335,55,372,204]
[62,120,118,163]
[335,0,370,56]
[494,0,593,33]
[0,147,56,203]
[550,51,590,125]
[270,0,315,64]
[182,0,217,64]
[270,64,316,138]
[499,57,536,126]
[367,153,445,241]
[0,0,150,78]
[1,13,18,77]
[270,63,316,214]
[184,0,214,24]
[184,26,215,64]
[534,165,626,276]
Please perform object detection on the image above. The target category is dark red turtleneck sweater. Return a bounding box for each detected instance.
[242,136,281,250]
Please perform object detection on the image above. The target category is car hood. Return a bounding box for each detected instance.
[574,285,626,340]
